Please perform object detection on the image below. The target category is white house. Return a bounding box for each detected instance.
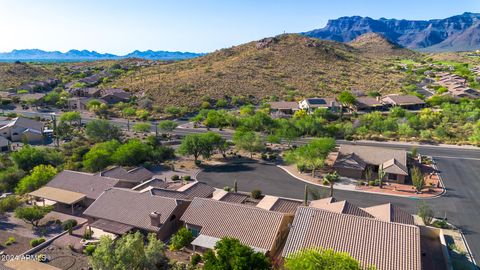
[298,98,340,113]
[0,117,44,143]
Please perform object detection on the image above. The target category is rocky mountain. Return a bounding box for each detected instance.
[302,12,480,52]
[0,49,204,61]
[112,34,412,108]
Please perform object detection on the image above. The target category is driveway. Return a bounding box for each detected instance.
[198,144,480,264]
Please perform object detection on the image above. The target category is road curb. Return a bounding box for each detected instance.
[276,165,444,199]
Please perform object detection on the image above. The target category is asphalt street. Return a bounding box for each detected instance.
[198,145,480,265]
[8,109,480,263]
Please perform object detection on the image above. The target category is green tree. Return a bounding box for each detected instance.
[411,166,425,193]
[169,227,193,251]
[232,130,265,158]
[14,205,53,227]
[284,138,335,177]
[89,232,167,270]
[122,107,136,131]
[338,91,357,107]
[132,122,151,133]
[83,140,120,172]
[15,165,57,194]
[157,120,178,134]
[86,119,122,142]
[284,248,370,270]
[60,111,81,126]
[165,106,181,116]
[216,98,228,108]
[135,109,149,120]
[323,171,340,197]
[178,134,204,162]
[112,140,151,166]
[11,146,63,171]
[203,237,270,270]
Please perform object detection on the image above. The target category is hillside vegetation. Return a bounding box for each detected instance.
[111,34,415,107]
[0,62,53,90]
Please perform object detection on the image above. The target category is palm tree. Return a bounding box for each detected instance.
[323,171,340,197]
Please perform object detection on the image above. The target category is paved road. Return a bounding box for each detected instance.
[10,109,480,262]
[198,145,480,265]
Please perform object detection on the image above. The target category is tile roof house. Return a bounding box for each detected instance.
[180,197,294,256]
[0,117,44,143]
[268,101,300,118]
[83,188,190,239]
[282,199,421,270]
[46,170,120,205]
[100,88,132,104]
[333,145,408,183]
[100,166,154,188]
[298,98,340,113]
[354,96,386,112]
[381,94,425,110]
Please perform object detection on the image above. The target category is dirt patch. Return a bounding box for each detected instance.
[39,245,90,270]
[0,232,33,255]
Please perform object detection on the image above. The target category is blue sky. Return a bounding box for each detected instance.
[0,0,479,54]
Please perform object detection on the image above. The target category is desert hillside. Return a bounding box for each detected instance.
[111,34,415,107]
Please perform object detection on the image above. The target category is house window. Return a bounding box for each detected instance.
[188,227,200,237]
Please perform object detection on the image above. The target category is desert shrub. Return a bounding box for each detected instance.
[0,196,21,215]
[30,237,45,247]
[62,219,78,231]
[171,175,180,181]
[5,236,15,246]
[182,175,191,181]
[368,180,375,186]
[169,228,193,251]
[251,189,262,199]
[190,253,202,266]
[84,244,96,255]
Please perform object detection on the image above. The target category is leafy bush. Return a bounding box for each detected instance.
[0,196,21,215]
[62,219,78,231]
[169,228,193,251]
[15,165,57,194]
[171,175,180,181]
[322,179,329,186]
[194,160,202,166]
[251,189,262,199]
[432,219,450,229]
[182,175,191,181]
[368,181,375,186]
[30,237,45,247]
[190,253,202,266]
[84,244,96,255]
[5,236,15,246]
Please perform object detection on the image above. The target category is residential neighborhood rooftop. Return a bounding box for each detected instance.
[181,197,292,253]
[83,188,188,233]
[46,170,120,200]
[282,205,421,270]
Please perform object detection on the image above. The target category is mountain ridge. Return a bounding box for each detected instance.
[302,12,480,52]
[0,49,204,61]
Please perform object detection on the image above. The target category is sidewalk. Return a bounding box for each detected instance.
[278,164,444,199]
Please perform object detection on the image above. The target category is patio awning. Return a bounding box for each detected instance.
[191,234,267,254]
[90,219,134,235]
[29,186,86,205]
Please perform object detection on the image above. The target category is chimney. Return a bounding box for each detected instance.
[149,211,161,227]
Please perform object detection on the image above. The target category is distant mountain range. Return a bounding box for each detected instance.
[0,49,204,61]
[302,12,480,52]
